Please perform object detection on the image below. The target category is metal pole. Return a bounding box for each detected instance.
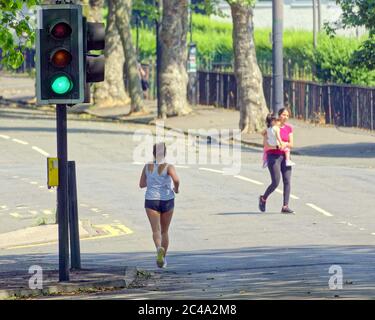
[189,0,192,43]
[155,0,162,118]
[313,0,317,48]
[317,0,321,32]
[56,104,69,282]
[68,161,81,270]
[272,0,284,113]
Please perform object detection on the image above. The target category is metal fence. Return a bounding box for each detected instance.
[196,71,375,131]
[3,51,375,130]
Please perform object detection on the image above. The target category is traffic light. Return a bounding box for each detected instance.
[36,4,84,105]
[82,18,105,103]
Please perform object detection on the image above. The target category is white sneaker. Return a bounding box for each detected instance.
[162,257,167,268]
[156,247,165,268]
[286,160,296,167]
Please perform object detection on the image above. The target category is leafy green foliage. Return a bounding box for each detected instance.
[326,0,375,70]
[0,0,40,69]
[133,13,374,85]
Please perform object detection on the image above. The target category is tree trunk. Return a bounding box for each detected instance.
[89,0,104,23]
[115,0,144,113]
[230,2,269,133]
[93,0,131,108]
[160,0,191,118]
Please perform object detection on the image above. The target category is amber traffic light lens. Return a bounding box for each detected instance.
[50,49,72,68]
[51,22,72,39]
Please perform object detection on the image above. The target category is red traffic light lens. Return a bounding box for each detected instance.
[51,22,72,39]
[50,49,72,68]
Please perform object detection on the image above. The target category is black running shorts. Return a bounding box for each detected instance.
[145,199,174,213]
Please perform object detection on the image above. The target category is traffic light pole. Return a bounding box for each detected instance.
[56,104,70,282]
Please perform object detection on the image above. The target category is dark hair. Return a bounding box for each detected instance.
[266,113,277,128]
[153,142,166,159]
[278,108,290,117]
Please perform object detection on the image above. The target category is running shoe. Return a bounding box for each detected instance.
[156,247,165,268]
[285,160,296,167]
[259,196,266,212]
[281,206,295,214]
[162,257,167,269]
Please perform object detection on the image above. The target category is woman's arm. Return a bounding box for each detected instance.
[286,133,294,149]
[167,165,180,193]
[275,128,285,147]
[139,165,147,188]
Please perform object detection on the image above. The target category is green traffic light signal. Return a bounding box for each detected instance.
[51,75,73,95]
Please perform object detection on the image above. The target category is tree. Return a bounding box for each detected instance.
[326,0,375,69]
[0,0,39,69]
[159,0,192,118]
[92,0,131,109]
[228,0,269,133]
[114,0,144,113]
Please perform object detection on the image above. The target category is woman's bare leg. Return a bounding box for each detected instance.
[160,210,174,255]
[146,209,161,249]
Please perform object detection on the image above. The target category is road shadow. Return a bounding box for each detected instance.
[215,212,282,216]
[295,143,375,159]
[1,245,375,299]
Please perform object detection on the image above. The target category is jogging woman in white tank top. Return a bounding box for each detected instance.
[139,142,180,268]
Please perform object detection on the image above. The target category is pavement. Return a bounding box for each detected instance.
[0,74,375,299]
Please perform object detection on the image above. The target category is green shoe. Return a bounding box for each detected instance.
[156,247,165,268]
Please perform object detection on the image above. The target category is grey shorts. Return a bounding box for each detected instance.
[145,199,174,213]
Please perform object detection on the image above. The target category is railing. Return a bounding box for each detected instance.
[196,71,375,131]
[2,50,374,130]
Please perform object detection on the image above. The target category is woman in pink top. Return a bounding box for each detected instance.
[259,108,295,214]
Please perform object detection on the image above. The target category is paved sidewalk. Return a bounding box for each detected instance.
[88,103,375,161]
[0,260,139,299]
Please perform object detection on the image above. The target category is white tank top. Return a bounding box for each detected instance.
[145,163,175,201]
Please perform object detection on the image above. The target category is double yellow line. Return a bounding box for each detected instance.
[5,223,133,250]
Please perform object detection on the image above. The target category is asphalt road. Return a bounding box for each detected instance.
[1,107,375,299]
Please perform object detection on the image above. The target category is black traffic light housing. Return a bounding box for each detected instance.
[36,4,85,105]
[83,18,105,103]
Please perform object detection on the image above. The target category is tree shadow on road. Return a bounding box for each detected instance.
[1,245,374,299]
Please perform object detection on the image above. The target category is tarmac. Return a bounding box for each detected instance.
[0,74,374,299]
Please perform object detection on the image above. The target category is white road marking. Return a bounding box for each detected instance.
[306,203,333,217]
[0,135,10,139]
[276,188,283,195]
[91,208,101,213]
[132,162,144,165]
[80,204,89,208]
[371,233,375,236]
[12,176,19,179]
[199,168,225,174]
[234,175,263,185]
[39,185,46,189]
[29,181,38,185]
[290,194,299,200]
[43,210,53,215]
[32,146,50,157]
[12,138,28,145]
[360,228,366,231]
[174,165,190,169]
[10,213,21,218]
